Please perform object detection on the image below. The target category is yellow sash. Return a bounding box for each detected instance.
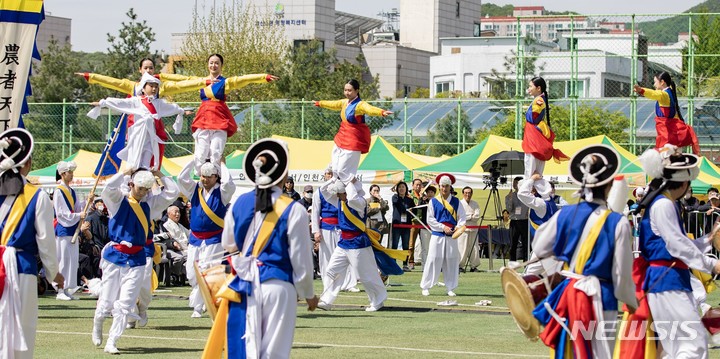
[57,185,75,211]
[127,196,149,238]
[340,201,407,261]
[202,194,295,359]
[198,186,224,228]
[1,184,40,246]
[436,195,457,221]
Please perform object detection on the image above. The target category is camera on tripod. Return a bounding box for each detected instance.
[482,160,508,188]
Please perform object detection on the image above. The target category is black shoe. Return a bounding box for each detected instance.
[470,267,479,272]
[459,267,466,273]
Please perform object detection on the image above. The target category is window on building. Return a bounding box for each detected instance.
[456,1,460,18]
[451,47,461,54]
[436,81,454,94]
[474,23,481,37]
[604,79,630,97]
[403,85,411,97]
[484,24,492,30]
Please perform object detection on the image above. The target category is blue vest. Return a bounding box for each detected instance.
[54,186,78,236]
[103,198,150,267]
[336,199,371,249]
[319,192,339,231]
[430,196,459,237]
[200,75,227,101]
[553,202,622,310]
[230,190,296,284]
[655,88,677,119]
[144,227,155,258]
[2,189,42,275]
[529,198,558,238]
[639,195,691,293]
[189,183,226,246]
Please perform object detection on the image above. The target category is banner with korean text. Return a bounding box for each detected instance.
[0,0,44,129]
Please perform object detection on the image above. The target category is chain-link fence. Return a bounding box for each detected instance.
[23,13,720,169]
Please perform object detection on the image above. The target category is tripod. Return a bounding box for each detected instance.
[463,179,505,272]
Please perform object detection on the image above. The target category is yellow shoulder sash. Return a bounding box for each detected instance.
[570,210,611,273]
[1,184,41,246]
[57,185,75,211]
[198,186,224,228]
[435,195,457,221]
[127,196,149,238]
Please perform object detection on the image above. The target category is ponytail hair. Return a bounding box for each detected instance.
[530,76,550,129]
[656,71,683,121]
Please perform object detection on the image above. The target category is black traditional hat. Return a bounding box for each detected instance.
[569,144,620,188]
[243,139,289,213]
[0,128,34,195]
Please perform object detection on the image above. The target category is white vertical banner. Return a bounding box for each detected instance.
[0,0,45,129]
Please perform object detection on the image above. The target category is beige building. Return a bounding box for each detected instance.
[36,13,72,53]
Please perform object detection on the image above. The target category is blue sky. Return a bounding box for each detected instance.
[45,0,705,53]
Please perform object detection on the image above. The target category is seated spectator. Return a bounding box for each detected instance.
[160,205,189,283]
[80,197,109,279]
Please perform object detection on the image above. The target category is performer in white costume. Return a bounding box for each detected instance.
[202,138,317,359]
[52,160,84,300]
[311,166,359,292]
[0,128,63,359]
[92,168,178,354]
[178,159,235,318]
[420,173,466,297]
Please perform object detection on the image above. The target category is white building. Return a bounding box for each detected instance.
[479,6,592,43]
[429,36,642,98]
[171,0,481,98]
[647,33,693,74]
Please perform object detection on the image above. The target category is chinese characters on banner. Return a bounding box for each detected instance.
[0,0,45,130]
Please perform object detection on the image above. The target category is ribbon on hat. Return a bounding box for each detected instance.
[0,137,25,196]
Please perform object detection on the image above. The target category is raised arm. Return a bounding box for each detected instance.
[177,160,197,199]
[517,179,547,217]
[219,162,236,204]
[319,179,339,205]
[147,174,180,219]
[101,172,128,215]
[224,74,275,91]
[78,72,135,95]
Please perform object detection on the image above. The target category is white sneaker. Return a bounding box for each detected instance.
[437,282,445,287]
[317,301,332,311]
[125,322,136,329]
[92,323,103,346]
[104,339,119,354]
[56,292,72,301]
[191,310,202,318]
[138,311,148,327]
[421,289,430,296]
[346,287,361,293]
[447,291,457,297]
[365,302,383,312]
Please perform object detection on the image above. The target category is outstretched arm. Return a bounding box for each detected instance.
[357,101,393,117]
[77,72,135,95]
[314,99,345,111]
[224,74,278,91]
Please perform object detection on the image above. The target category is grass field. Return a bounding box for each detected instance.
[34,263,720,358]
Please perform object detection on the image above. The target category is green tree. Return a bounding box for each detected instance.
[476,104,630,144]
[30,37,88,102]
[103,8,158,81]
[681,11,720,97]
[426,108,473,156]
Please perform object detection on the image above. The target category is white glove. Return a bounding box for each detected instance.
[87,106,102,120]
[120,241,132,248]
[173,113,184,134]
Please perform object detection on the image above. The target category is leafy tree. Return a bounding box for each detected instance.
[102,9,158,83]
[476,104,630,145]
[30,37,88,102]
[426,108,473,156]
[680,11,720,97]
[481,3,514,17]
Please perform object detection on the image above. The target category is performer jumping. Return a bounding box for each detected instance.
[88,73,186,170]
[314,79,393,183]
[190,54,278,173]
[52,160,84,301]
[522,77,569,197]
[0,128,63,358]
[202,138,317,359]
[177,159,236,318]
[92,168,178,354]
[633,71,700,154]
[531,144,637,358]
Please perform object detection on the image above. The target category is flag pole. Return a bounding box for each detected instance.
[71,115,126,244]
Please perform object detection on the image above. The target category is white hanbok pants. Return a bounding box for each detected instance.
[256,279,299,358]
[128,257,153,324]
[193,129,227,172]
[420,234,459,291]
[331,144,361,183]
[55,235,78,289]
[186,241,224,311]
[93,260,145,344]
[320,246,387,307]
[648,290,708,359]
[319,228,357,291]
[9,274,39,359]
[457,231,480,269]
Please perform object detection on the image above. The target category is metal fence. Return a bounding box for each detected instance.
[22,13,720,168]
